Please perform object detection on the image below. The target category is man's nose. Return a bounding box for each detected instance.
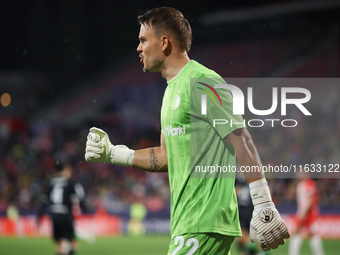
[137,43,142,53]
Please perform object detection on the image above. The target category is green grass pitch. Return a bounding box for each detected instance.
[0,235,339,255]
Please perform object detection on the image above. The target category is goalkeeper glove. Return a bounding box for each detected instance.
[249,178,290,251]
[85,127,135,166]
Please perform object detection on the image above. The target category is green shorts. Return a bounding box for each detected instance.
[167,233,235,255]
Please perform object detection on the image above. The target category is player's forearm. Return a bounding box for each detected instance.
[85,128,168,172]
[226,128,265,183]
[232,130,290,250]
[238,137,265,183]
[133,147,168,172]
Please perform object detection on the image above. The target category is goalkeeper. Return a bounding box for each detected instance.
[85,7,290,254]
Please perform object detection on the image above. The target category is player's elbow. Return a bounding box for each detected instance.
[226,128,254,148]
[159,147,168,172]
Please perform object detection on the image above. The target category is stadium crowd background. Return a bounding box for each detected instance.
[1,0,340,223]
[1,89,340,217]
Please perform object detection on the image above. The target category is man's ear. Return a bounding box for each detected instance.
[161,35,172,56]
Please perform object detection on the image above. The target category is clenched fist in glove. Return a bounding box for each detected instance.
[85,127,135,166]
[249,178,290,251]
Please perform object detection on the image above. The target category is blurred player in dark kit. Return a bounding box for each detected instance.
[37,161,87,255]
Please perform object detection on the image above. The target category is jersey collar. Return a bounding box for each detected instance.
[167,60,193,84]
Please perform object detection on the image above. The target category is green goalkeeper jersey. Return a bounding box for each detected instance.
[161,60,244,238]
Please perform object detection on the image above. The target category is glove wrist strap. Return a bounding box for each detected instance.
[249,178,272,206]
[110,144,135,166]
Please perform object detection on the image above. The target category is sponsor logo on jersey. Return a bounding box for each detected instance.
[163,125,186,136]
[172,94,181,110]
